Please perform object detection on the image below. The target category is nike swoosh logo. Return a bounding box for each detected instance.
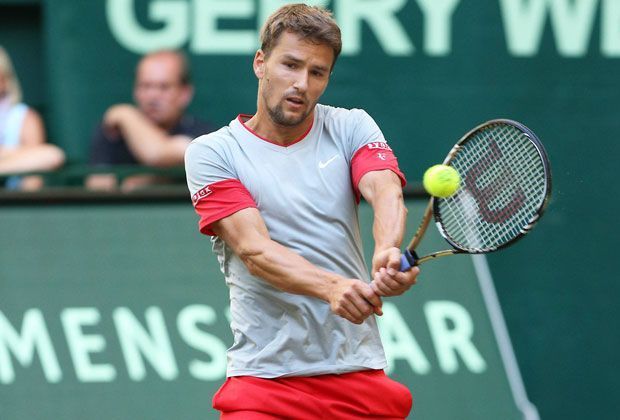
[319,155,339,169]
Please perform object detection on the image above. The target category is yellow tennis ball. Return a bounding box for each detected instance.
[423,164,461,198]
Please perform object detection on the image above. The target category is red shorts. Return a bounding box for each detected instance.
[212,369,412,419]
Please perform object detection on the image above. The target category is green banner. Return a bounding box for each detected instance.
[0,200,536,419]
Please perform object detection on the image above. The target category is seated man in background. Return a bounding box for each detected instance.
[86,50,213,191]
[0,46,65,190]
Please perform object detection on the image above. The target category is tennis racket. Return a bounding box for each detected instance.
[400,119,552,271]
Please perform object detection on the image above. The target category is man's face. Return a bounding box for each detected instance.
[133,54,192,128]
[256,31,333,127]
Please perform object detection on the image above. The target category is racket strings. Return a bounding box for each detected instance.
[438,123,548,252]
[459,126,543,244]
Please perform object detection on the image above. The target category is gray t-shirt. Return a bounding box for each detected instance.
[185,104,401,378]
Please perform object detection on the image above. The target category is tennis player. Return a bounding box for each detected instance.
[185,4,419,418]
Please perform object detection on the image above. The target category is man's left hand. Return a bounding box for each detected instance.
[370,247,419,296]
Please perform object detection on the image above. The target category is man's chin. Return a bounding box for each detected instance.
[279,109,311,127]
[145,113,168,126]
[280,117,305,127]
[267,102,313,127]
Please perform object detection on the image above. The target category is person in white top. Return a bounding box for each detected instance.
[185,4,419,419]
[0,46,65,190]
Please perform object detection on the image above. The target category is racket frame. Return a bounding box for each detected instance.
[401,119,552,269]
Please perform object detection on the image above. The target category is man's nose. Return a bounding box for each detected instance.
[293,71,309,92]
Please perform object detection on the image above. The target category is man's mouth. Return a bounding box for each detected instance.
[286,97,304,105]
[146,102,163,111]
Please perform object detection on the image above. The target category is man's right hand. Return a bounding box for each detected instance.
[327,279,383,324]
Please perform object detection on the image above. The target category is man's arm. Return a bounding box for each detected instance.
[211,207,383,324]
[358,169,419,296]
[103,104,190,167]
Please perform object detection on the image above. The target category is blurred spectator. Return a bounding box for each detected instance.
[86,50,213,191]
[0,46,65,190]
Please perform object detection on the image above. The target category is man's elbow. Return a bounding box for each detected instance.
[236,243,269,277]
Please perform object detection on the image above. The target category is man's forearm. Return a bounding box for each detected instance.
[107,105,171,166]
[240,236,343,302]
[359,170,407,254]
[371,182,407,253]
[359,171,418,296]
[212,207,383,322]
[358,170,408,274]
[239,237,383,321]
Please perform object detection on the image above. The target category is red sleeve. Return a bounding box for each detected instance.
[351,142,407,203]
[191,179,257,236]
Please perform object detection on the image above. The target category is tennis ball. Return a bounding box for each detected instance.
[423,164,461,198]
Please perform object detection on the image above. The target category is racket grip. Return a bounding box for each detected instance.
[399,250,418,272]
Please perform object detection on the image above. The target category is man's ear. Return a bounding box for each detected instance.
[180,84,194,109]
[253,50,266,79]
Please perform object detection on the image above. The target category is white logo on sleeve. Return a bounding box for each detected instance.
[367,142,392,151]
[192,185,213,205]
[377,153,387,161]
[319,154,339,169]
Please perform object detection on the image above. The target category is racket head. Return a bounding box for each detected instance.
[433,119,552,254]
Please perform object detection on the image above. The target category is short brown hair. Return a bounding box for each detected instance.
[260,4,342,68]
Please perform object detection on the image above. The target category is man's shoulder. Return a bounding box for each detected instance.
[184,125,243,175]
[186,125,236,158]
[316,103,370,124]
[190,123,233,142]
